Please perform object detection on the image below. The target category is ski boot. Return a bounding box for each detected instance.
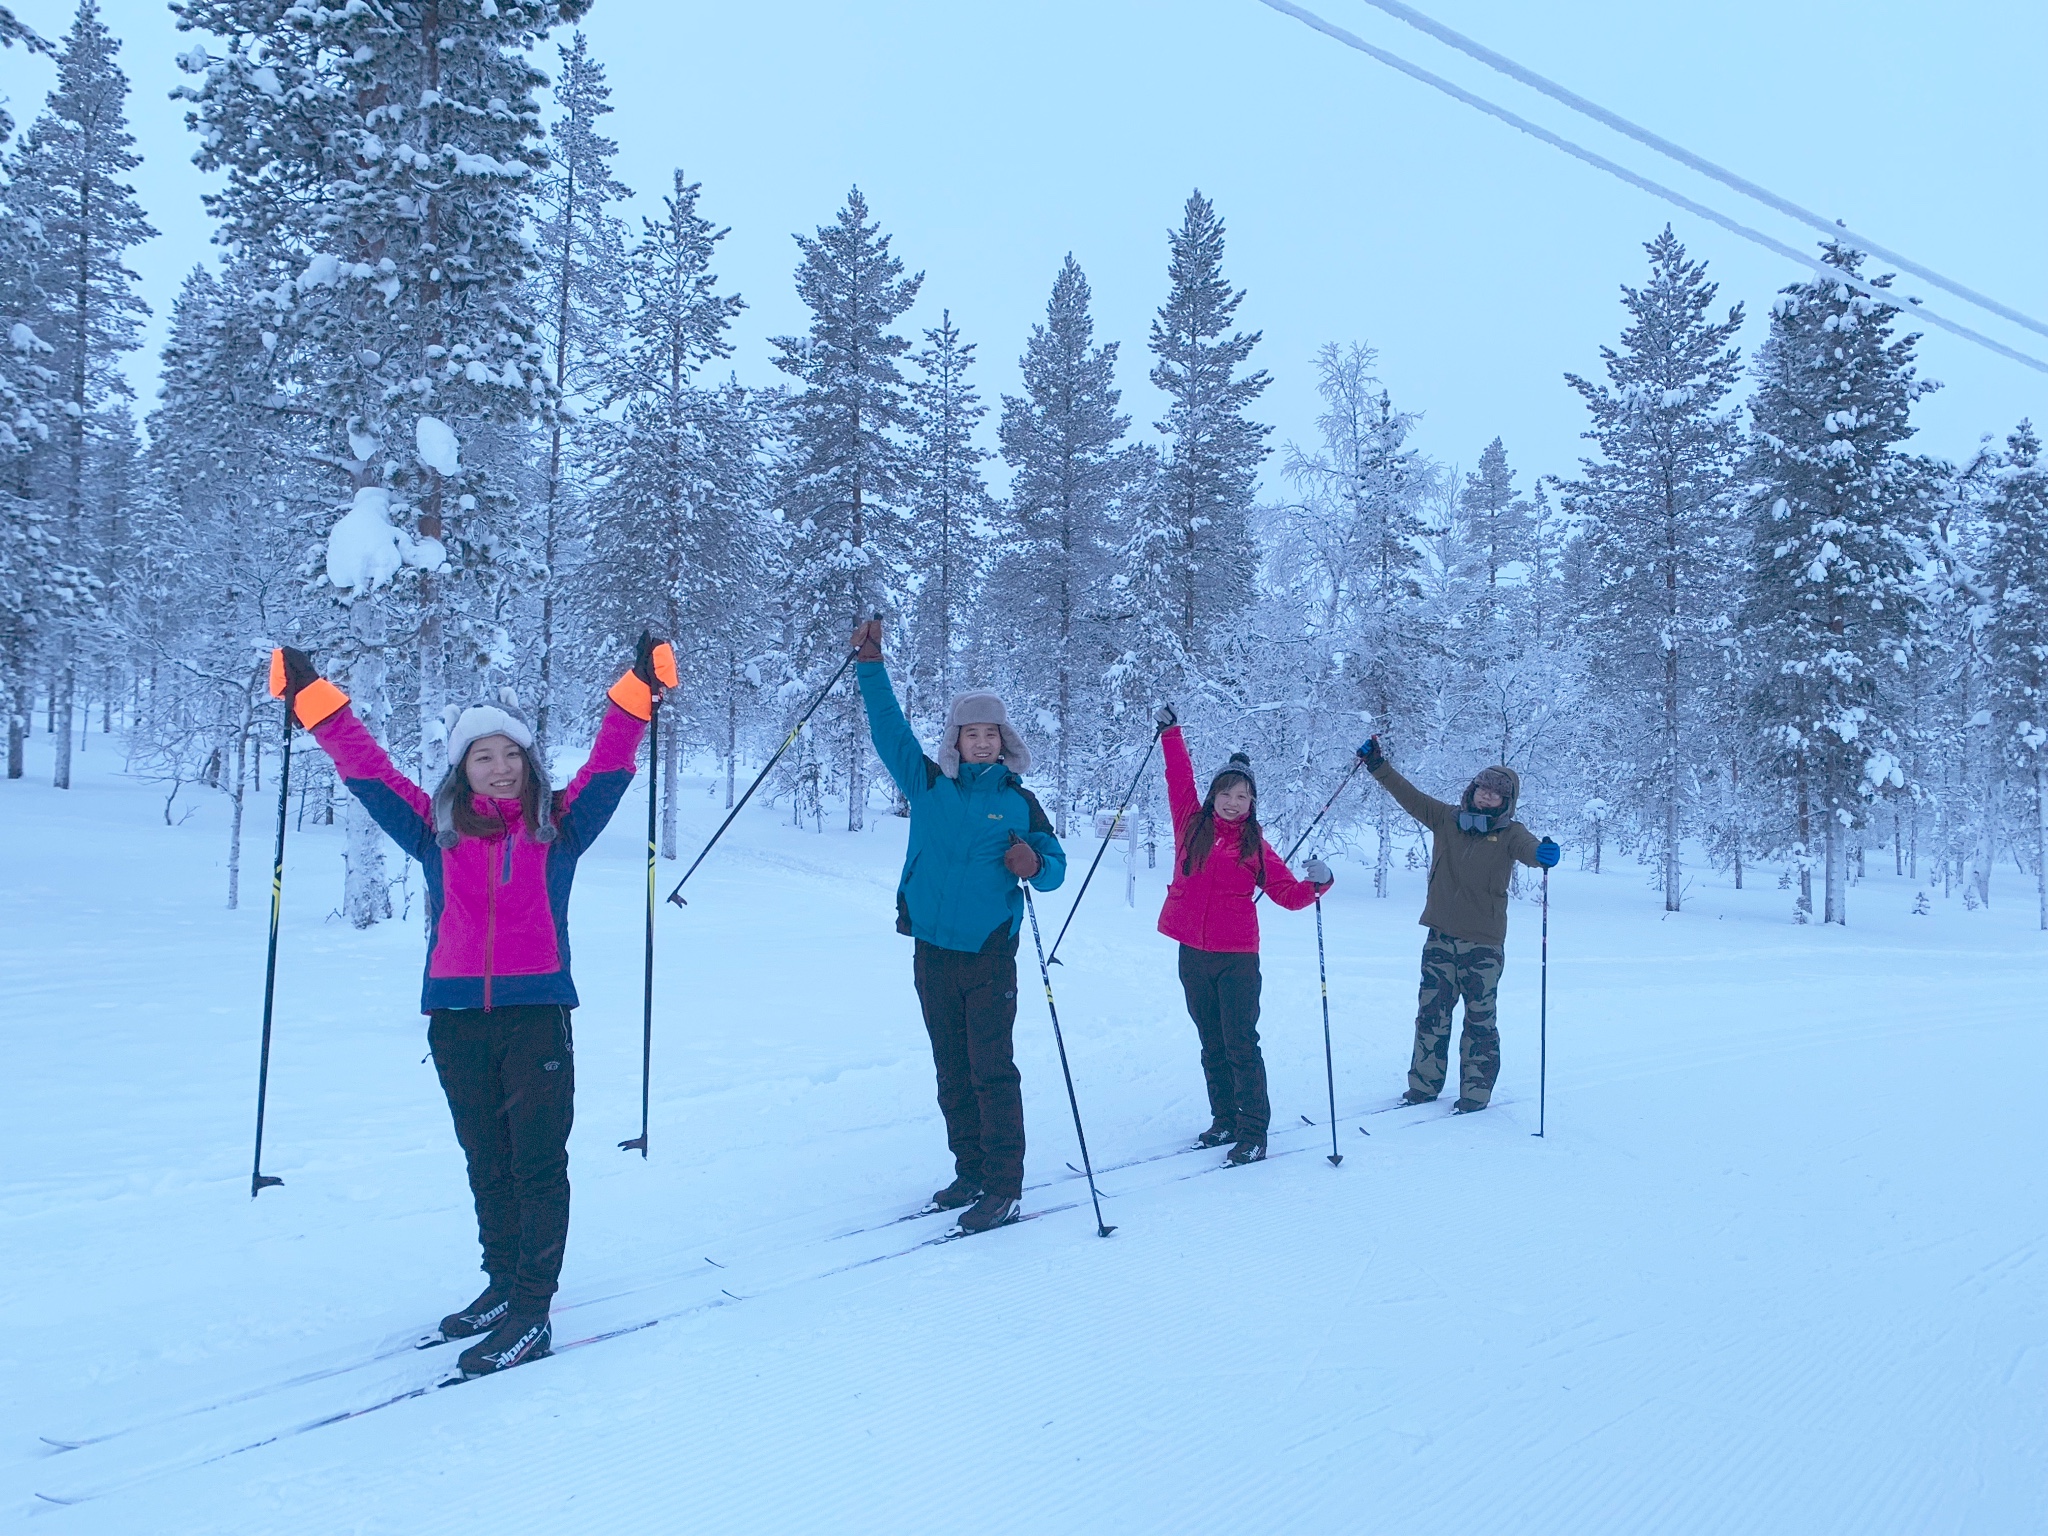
[422,1281,512,1347]
[1194,1118,1238,1149]
[456,1311,552,1378]
[1452,1098,1488,1114]
[957,1193,1022,1234]
[1225,1135,1267,1166]
[1401,1088,1438,1106]
[931,1175,984,1211]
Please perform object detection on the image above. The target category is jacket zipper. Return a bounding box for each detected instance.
[483,835,506,1011]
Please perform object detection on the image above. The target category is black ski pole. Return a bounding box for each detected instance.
[1017,852,1114,1238]
[1280,744,1372,866]
[1535,864,1549,1139]
[250,677,294,1199]
[620,695,660,1156]
[1045,725,1163,966]
[665,625,871,908]
[1314,892,1342,1166]
[1258,742,1371,904]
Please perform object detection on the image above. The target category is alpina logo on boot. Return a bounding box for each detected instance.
[543,1061,560,1071]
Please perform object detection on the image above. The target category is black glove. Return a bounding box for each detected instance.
[1360,736,1385,772]
[1153,703,1178,730]
[278,646,318,700]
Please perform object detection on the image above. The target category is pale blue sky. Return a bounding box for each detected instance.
[7,0,2044,489]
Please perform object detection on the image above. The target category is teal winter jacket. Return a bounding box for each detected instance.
[858,660,1067,954]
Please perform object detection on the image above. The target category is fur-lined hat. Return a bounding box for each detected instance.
[936,690,1031,779]
[432,689,555,848]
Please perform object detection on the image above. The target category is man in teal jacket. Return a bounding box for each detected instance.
[853,619,1066,1233]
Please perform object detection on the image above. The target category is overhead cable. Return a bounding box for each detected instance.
[1350,0,2048,343]
[1251,0,2048,376]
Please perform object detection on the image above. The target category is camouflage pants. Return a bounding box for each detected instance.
[1408,929,1505,1107]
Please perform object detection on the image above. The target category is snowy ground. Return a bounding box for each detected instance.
[3,739,2043,1534]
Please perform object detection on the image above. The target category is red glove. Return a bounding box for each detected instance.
[851,618,882,663]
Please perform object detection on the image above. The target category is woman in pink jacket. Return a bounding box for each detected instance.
[272,636,672,1378]
[1153,706,1332,1164]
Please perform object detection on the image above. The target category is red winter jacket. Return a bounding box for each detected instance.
[313,704,645,1012]
[1155,726,1323,954]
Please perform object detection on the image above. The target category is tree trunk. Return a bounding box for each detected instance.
[226,689,254,910]
[725,656,738,811]
[660,709,679,861]
[1823,810,1845,926]
[2036,760,2046,932]
[1796,777,1812,919]
[344,597,391,928]
[418,575,447,790]
[52,661,74,789]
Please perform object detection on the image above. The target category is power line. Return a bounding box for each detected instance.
[1349,0,2048,343]
[1251,0,2048,376]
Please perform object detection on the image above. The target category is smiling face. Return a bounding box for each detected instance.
[464,734,528,800]
[958,721,1004,765]
[1212,776,1255,823]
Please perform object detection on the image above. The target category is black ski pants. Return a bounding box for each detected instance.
[428,1004,575,1314]
[913,938,1025,1200]
[1178,945,1270,1138]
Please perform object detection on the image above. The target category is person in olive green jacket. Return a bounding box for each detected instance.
[1363,737,1560,1112]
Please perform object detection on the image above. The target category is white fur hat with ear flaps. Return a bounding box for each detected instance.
[936,690,1031,780]
[432,688,554,847]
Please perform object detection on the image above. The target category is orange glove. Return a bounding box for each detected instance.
[608,632,679,720]
[269,647,349,729]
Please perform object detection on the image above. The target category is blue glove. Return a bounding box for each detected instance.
[1359,736,1385,772]
[1536,838,1561,868]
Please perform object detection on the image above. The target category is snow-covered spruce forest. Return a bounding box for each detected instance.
[2,2,2044,933]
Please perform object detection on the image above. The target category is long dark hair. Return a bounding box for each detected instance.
[1182,771,1263,877]
[441,747,549,842]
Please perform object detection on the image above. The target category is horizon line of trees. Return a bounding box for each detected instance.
[1,3,2042,931]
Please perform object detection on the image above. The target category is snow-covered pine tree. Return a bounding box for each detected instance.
[585,169,761,859]
[7,0,154,790]
[176,0,581,924]
[1462,437,1530,599]
[0,65,56,778]
[1564,228,1745,911]
[1981,422,2048,929]
[901,308,991,732]
[997,256,1131,834]
[769,187,920,832]
[1743,244,1931,925]
[1131,191,1271,662]
[531,29,627,762]
[1276,342,1428,894]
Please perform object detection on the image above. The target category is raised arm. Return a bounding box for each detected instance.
[1368,760,1454,835]
[311,708,437,862]
[1160,723,1199,833]
[554,703,647,853]
[856,649,931,801]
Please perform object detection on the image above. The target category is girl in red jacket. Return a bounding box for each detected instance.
[1154,706,1332,1163]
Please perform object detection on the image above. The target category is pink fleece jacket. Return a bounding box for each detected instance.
[1154,726,1323,954]
[313,703,645,1012]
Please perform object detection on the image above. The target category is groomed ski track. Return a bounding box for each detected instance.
[5,749,2042,1533]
